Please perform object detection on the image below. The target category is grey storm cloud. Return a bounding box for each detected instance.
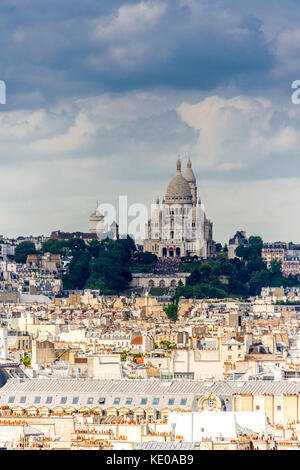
[0,0,276,108]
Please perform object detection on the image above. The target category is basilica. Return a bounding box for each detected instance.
[143,158,215,259]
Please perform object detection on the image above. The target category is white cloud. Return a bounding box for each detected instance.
[94,1,167,39]
[0,109,50,140]
[177,95,300,171]
[27,112,96,155]
[22,92,175,155]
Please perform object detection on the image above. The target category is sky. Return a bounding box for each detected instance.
[1,0,300,243]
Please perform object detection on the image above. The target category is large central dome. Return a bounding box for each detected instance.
[165,158,193,204]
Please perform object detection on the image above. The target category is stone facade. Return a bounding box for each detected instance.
[129,273,189,289]
[144,158,215,258]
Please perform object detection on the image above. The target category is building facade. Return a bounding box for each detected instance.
[262,242,300,277]
[144,159,215,259]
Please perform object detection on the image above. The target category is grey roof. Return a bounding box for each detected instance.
[229,231,249,246]
[0,378,299,411]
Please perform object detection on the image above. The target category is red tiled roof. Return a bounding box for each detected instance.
[131,336,143,345]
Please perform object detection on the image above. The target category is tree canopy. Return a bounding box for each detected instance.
[14,241,37,263]
[164,303,178,321]
[174,235,300,301]
[62,236,136,293]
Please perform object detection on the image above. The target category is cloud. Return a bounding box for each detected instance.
[177,95,300,172]
[273,28,300,77]
[94,1,167,39]
[27,112,96,155]
[87,0,274,90]
[0,109,50,139]
[0,0,275,106]
[0,91,193,160]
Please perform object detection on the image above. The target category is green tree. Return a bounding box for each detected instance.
[67,238,86,252]
[63,251,91,289]
[187,269,202,286]
[249,235,263,251]
[14,241,37,263]
[159,340,174,349]
[42,239,66,254]
[120,235,136,257]
[87,240,102,258]
[249,270,270,295]
[235,244,246,259]
[120,350,129,361]
[136,251,157,265]
[87,253,132,293]
[215,243,222,252]
[21,355,31,366]
[270,259,282,277]
[164,304,178,321]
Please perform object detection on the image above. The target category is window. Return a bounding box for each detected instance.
[113,398,120,405]
[46,397,52,404]
[153,398,159,405]
[180,398,187,405]
[98,397,105,405]
[168,398,174,406]
[60,397,67,404]
[20,396,26,404]
[140,398,147,405]
[72,397,79,404]
[256,405,260,411]
[8,396,15,403]
[87,397,94,405]
[125,398,132,405]
[34,397,41,404]
[277,406,281,411]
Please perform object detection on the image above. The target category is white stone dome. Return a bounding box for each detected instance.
[165,158,193,203]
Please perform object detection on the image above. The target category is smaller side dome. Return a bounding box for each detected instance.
[184,158,196,183]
